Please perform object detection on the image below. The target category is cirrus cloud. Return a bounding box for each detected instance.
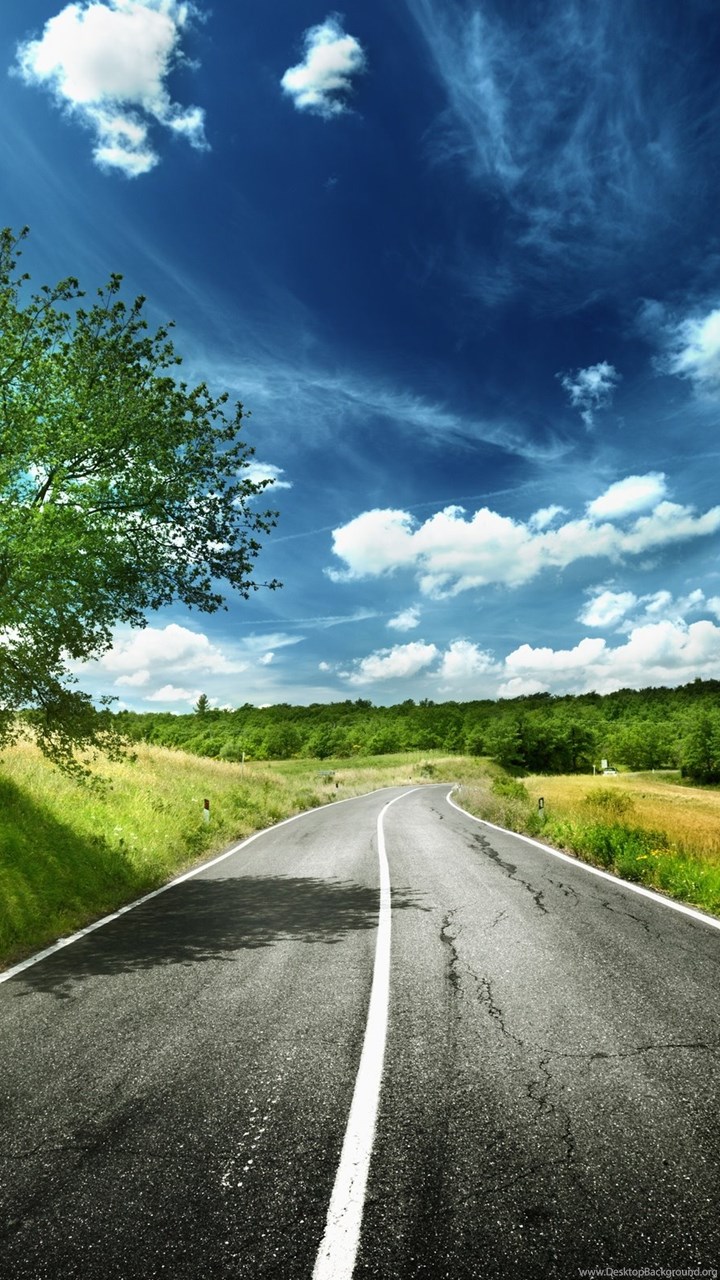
[667,306,720,389]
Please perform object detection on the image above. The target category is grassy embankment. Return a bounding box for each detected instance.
[456,768,720,918]
[0,742,453,969]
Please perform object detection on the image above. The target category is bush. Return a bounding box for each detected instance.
[583,787,634,819]
[492,776,529,801]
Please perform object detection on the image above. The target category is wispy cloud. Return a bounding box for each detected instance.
[328,474,720,597]
[406,0,687,279]
[243,461,293,491]
[559,361,620,427]
[15,0,207,177]
[666,306,720,391]
[281,16,366,119]
[216,355,567,463]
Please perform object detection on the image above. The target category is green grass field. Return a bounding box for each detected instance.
[2,744,718,971]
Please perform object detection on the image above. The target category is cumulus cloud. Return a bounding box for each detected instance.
[586,473,667,520]
[559,362,620,427]
[337,582,720,699]
[387,606,421,632]
[578,588,638,628]
[328,476,720,598]
[580,585,718,635]
[281,16,366,119]
[346,641,439,686]
[15,0,207,177]
[666,306,720,389]
[97,623,248,682]
[437,640,497,682]
[500,619,720,696]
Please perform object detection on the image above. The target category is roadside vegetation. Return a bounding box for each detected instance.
[456,769,720,918]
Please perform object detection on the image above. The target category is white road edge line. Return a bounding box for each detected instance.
[0,784,411,985]
[446,787,720,933]
[312,788,420,1280]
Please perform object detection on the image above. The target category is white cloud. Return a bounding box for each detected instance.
[258,652,275,666]
[281,17,366,119]
[387,606,421,632]
[437,640,497,682]
[528,504,567,531]
[113,668,152,688]
[99,623,247,679]
[145,683,201,704]
[667,306,720,389]
[318,660,332,672]
[581,585,713,633]
[244,461,292,490]
[586,472,666,519]
[346,641,439,686]
[579,589,638,628]
[560,362,620,427]
[15,0,207,177]
[328,478,720,598]
[500,619,720,696]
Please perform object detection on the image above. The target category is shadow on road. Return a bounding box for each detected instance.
[10,874,428,998]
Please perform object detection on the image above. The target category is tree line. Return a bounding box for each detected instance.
[116,678,720,782]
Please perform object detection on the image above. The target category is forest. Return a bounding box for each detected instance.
[116,678,720,783]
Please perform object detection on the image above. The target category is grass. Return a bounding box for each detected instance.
[455,767,720,918]
[0,742,457,969]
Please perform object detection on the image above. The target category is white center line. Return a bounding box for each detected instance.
[312,788,418,1280]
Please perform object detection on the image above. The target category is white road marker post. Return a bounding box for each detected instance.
[203,798,210,823]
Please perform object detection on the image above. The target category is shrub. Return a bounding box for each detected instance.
[583,787,634,819]
[492,776,529,801]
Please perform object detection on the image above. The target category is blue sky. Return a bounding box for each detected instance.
[4,0,720,710]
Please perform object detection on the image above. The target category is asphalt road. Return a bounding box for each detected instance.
[1,784,718,1279]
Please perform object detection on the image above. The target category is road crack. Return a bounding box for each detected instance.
[469,833,548,914]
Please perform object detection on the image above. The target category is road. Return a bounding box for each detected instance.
[1,784,718,1279]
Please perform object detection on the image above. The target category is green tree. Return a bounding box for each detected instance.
[194,693,211,717]
[0,228,279,772]
[681,712,720,783]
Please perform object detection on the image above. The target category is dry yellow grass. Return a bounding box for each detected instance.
[522,770,720,865]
